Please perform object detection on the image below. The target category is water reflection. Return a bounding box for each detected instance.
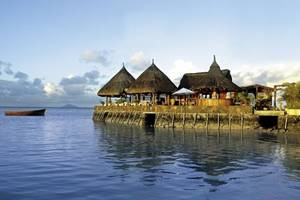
[94,123,300,190]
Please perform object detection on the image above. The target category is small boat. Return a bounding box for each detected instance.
[5,109,46,116]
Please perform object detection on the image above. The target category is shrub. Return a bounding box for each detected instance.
[283,82,300,109]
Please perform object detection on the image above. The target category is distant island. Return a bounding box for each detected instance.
[61,104,79,108]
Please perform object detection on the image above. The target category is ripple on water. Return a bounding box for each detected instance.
[0,108,300,199]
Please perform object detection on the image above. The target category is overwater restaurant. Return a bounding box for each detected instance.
[97,56,241,106]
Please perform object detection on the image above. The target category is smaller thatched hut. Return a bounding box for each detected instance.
[127,60,177,105]
[97,64,135,104]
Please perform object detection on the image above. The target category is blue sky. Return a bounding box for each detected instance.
[0,0,300,106]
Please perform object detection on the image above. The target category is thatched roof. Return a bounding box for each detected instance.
[97,65,135,97]
[178,56,241,92]
[127,62,177,94]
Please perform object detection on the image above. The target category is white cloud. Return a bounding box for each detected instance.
[80,50,112,66]
[169,59,199,85]
[43,83,64,96]
[232,63,300,86]
[128,51,151,72]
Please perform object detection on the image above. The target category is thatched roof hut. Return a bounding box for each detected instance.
[127,61,177,94]
[97,65,135,97]
[178,56,240,92]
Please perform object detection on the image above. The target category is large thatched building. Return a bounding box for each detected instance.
[127,61,177,105]
[97,64,135,103]
[178,56,241,106]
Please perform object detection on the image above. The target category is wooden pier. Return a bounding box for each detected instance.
[93,105,300,132]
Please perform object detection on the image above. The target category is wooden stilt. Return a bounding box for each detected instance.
[284,115,288,131]
[127,112,132,124]
[111,112,118,122]
[193,113,197,128]
[154,113,160,127]
[172,113,175,128]
[229,114,232,132]
[182,113,185,128]
[217,113,220,130]
[114,112,119,122]
[206,113,209,130]
[115,112,120,122]
[105,112,110,122]
[131,112,137,125]
[110,112,114,122]
[241,114,244,131]
[120,112,125,123]
[138,113,143,125]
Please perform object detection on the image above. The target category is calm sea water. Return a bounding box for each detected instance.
[0,108,300,200]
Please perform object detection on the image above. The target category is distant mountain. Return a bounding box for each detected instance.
[61,104,79,108]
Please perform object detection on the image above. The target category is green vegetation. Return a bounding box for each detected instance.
[283,82,300,109]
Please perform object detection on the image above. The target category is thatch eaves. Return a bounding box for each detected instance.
[178,56,240,92]
[97,65,135,97]
[127,62,177,94]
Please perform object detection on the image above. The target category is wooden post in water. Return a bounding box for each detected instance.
[98,112,102,121]
[193,114,197,128]
[131,112,137,125]
[182,113,185,128]
[121,112,126,124]
[104,112,108,122]
[284,115,288,131]
[206,113,209,130]
[105,112,110,122]
[126,112,132,124]
[229,114,232,132]
[121,112,126,123]
[110,112,115,122]
[217,113,220,130]
[110,112,114,122]
[241,114,244,132]
[154,113,160,127]
[114,112,119,122]
[138,113,143,125]
[116,112,121,122]
[115,112,118,122]
[172,113,175,128]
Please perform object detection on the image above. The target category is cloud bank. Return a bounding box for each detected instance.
[0,60,103,107]
[232,63,300,86]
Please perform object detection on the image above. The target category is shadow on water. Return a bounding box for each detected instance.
[93,122,300,189]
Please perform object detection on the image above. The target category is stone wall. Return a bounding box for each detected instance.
[93,110,260,131]
[93,105,300,132]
